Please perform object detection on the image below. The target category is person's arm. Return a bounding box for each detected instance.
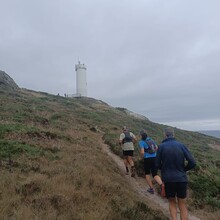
[140,147,144,158]
[182,145,196,171]
[153,140,158,151]
[119,140,122,146]
[131,132,137,144]
[139,141,145,158]
[119,133,124,146]
[155,145,162,169]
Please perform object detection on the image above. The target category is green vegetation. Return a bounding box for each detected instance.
[0,87,220,219]
[0,140,42,159]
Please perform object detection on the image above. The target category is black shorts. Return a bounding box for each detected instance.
[123,150,134,157]
[144,157,158,177]
[165,182,187,199]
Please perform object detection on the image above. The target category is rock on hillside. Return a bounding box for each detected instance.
[0,70,19,91]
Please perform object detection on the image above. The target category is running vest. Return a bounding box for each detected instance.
[122,131,133,144]
[144,139,158,154]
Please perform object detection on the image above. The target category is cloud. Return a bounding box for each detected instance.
[1,0,220,130]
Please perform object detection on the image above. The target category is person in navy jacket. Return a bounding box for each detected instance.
[156,127,196,220]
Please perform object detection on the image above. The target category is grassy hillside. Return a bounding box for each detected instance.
[0,88,220,219]
[0,89,168,220]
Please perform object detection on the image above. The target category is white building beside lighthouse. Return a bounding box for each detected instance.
[75,61,87,97]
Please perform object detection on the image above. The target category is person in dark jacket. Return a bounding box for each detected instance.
[156,127,196,220]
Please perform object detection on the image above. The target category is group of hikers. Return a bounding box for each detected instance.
[119,126,196,220]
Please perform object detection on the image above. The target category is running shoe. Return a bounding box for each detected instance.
[147,188,154,194]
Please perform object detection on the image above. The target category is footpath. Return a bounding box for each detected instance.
[101,141,201,220]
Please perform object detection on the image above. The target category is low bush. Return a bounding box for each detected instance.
[0,140,42,159]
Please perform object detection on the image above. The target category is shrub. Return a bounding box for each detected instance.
[0,140,42,159]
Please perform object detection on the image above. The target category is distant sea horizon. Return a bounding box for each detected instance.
[197,130,220,138]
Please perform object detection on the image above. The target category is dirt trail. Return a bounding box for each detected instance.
[101,141,201,220]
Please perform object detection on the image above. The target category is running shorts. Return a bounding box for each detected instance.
[123,150,134,157]
[165,182,187,199]
[144,157,158,177]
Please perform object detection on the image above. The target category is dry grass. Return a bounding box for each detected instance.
[0,131,167,219]
[2,89,219,219]
[0,90,168,220]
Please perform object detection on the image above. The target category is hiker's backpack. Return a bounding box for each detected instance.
[144,139,158,154]
[122,131,133,144]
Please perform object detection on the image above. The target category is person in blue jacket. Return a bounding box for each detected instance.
[156,127,196,220]
[139,130,163,194]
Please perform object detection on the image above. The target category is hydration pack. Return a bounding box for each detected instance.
[122,131,133,144]
[144,139,158,154]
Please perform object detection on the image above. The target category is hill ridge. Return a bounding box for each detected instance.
[0,72,220,219]
[0,70,19,91]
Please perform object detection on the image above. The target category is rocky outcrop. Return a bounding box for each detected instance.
[0,70,19,91]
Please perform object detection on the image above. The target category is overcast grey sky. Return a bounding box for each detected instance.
[1,0,220,131]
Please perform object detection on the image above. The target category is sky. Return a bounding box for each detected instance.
[1,0,220,131]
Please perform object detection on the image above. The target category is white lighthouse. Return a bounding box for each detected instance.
[75,61,87,97]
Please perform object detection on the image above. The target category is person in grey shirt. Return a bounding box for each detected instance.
[119,126,137,177]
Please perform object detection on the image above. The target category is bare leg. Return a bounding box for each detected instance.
[123,156,129,173]
[145,174,154,188]
[154,175,162,185]
[127,156,135,177]
[127,156,134,166]
[123,156,129,167]
[178,198,188,220]
[168,198,177,220]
